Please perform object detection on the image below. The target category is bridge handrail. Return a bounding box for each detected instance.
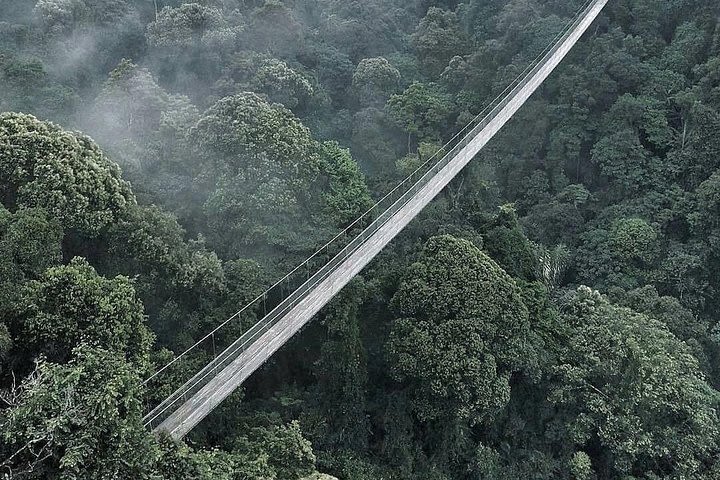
[143,0,599,430]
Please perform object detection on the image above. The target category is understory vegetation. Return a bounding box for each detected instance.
[2,0,720,478]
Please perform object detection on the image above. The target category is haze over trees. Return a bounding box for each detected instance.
[2,0,720,479]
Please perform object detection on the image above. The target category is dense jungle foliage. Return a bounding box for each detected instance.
[2,0,720,478]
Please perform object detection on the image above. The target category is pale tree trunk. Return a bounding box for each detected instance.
[681,118,688,152]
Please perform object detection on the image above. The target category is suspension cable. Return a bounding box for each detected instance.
[143,0,596,387]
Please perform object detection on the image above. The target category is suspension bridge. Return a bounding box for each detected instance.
[143,0,609,439]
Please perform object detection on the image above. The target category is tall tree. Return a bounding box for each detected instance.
[386,235,533,424]
[550,287,720,478]
[0,113,135,236]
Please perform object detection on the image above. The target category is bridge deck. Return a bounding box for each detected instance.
[147,0,609,439]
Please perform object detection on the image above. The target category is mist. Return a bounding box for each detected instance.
[3,0,720,478]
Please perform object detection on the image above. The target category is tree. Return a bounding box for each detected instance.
[395,141,445,178]
[590,94,675,198]
[617,285,707,342]
[590,129,660,196]
[0,206,62,329]
[317,141,374,226]
[386,235,533,424]
[351,57,401,106]
[609,217,659,263]
[245,0,303,58]
[145,3,241,100]
[232,421,316,480]
[575,217,660,291]
[0,207,62,281]
[386,82,454,150]
[34,0,130,32]
[690,169,720,235]
[481,204,538,280]
[100,205,230,350]
[33,0,83,35]
[193,92,319,180]
[0,113,135,236]
[311,281,369,452]
[146,3,232,49]
[155,420,323,480]
[316,0,408,61]
[94,59,170,140]
[550,287,720,478]
[192,93,370,259]
[88,59,199,172]
[0,345,157,479]
[521,183,588,246]
[297,44,354,104]
[412,7,471,77]
[653,242,711,312]
[154,435,276,480]
[250,58,313,110]
[193,92,322,256]
[660,21,710,75]
[0,53,77,121]
[350,107,399,172]
[9,258,153,370]
[215,53,314,110]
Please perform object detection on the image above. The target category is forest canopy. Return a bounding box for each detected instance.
[2,0,720,479]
